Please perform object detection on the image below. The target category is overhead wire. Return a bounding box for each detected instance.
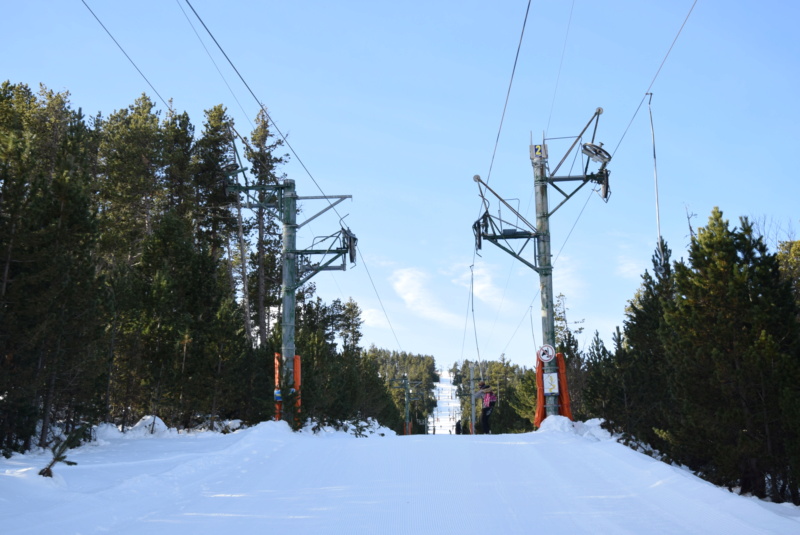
[611,0,698,158]
[176,0,254,131]
[183,0,341,219]
[357,248,404,353]
[545,0,576,136]
[80,0,172,112]
[484,0,532,187]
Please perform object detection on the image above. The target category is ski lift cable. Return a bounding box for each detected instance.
[545,0,576,136]
[357,247,404,353]
[484,0,533,188]
[611,0,698,158]
[81,0,172,112]
[176,0,256,133]
[184,1,345,222]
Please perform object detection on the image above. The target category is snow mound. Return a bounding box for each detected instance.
[126,416,176,438]
[538,416,612,441]
[300,418,396,438]
[93,422,123,443]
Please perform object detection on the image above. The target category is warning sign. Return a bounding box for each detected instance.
[537,344,556,363]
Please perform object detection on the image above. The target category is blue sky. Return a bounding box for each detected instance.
[4,1,798,371]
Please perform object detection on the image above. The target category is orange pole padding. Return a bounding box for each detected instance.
[556,352,573,421]
[533,352,573,429]
[534,362,546,428]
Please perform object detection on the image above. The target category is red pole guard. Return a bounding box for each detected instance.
[556,353,573,421]
[534,361,546,428]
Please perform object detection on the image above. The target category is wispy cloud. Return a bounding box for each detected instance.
[390,268,462,328]
[450,261,527,312]
[552,254,586,298]
[361,308,389,328]
[616,255,646,280]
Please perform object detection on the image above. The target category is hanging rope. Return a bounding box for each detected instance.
[612,0,698,158]
[469,265,485,380]
[647,93,667,274]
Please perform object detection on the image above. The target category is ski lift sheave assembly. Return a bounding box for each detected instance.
[545,107,613,209]
[581,141,611,201]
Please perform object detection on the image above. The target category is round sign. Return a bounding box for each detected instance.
[537,344,556,363]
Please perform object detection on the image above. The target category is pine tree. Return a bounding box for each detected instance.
[778,240,800,318]
[615,240,674,452]
[554,294,586,419]
[662,208,800,501]
[509,368,538,427]
[582,330,620,428]
[192,105,236,262]
[0,83,102,450]
[243,110,285,348]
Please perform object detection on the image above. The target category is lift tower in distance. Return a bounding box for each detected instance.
[473,108,612,419]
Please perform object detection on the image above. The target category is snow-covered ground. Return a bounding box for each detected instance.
[2,416,799,534]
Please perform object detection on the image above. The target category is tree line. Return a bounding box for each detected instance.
[0,82,438,453]
[569,210,799,504]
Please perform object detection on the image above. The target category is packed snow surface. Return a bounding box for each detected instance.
[2,416,799,534]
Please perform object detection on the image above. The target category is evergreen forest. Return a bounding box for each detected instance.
[0,82,433,450]
[2,82,800,504]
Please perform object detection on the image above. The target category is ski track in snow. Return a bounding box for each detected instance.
[2,379,800,533]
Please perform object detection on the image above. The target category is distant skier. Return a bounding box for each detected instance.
[474,381,497,434]
[455,421,462,435]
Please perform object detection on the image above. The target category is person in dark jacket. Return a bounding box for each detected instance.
[475,381,497,434]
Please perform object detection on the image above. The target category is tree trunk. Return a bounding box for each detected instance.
[104,316,118,423]
[257,209,267,347]
[38,369,58,448]
[1,222,15,297]
[235,201,253,344]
